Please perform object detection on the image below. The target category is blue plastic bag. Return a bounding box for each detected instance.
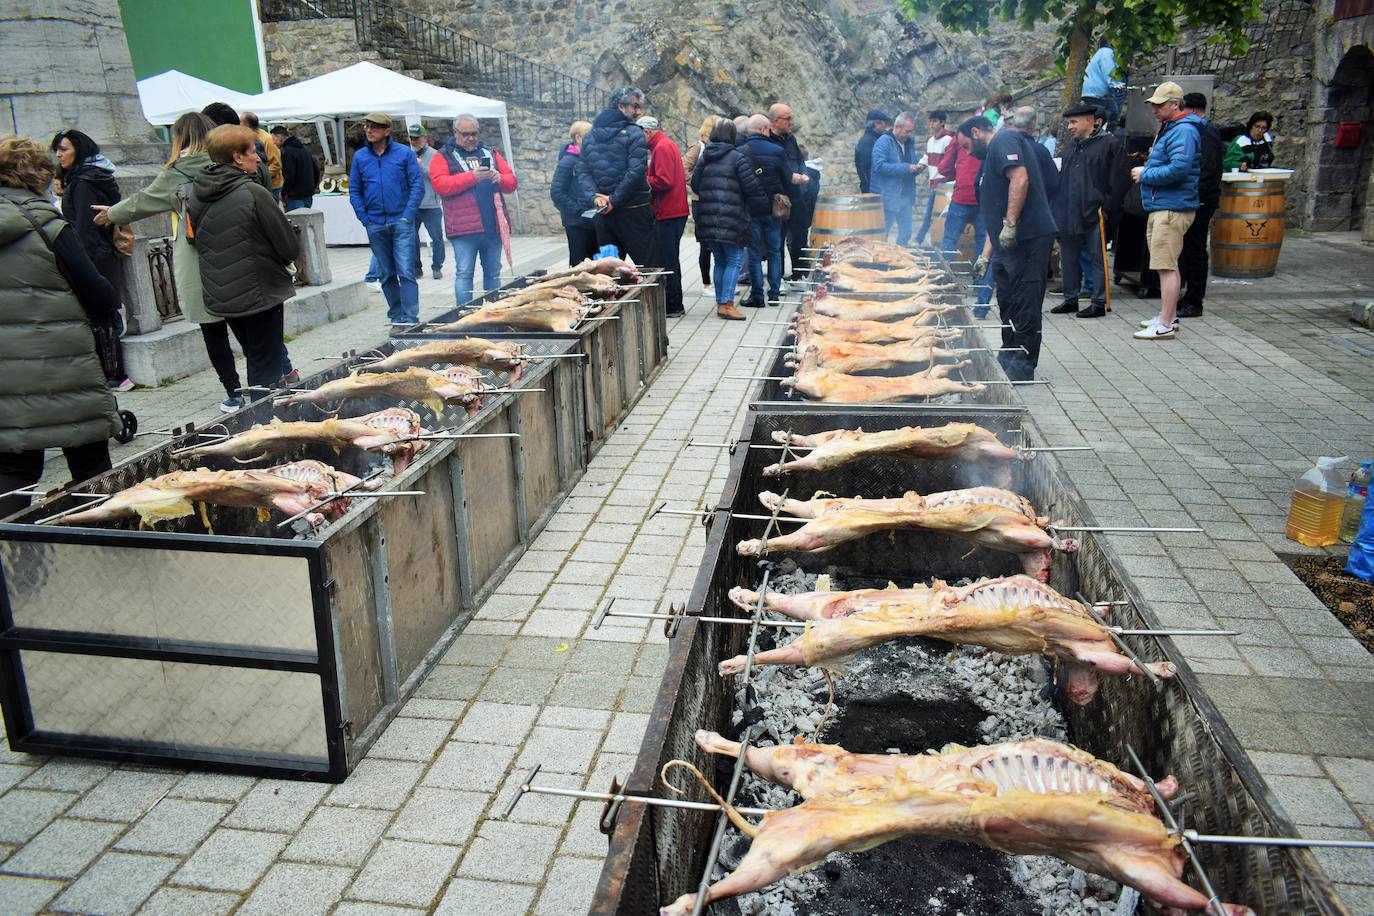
[1347,494,1374,582]
[593,244,620,261]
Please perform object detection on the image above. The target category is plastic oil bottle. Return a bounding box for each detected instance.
[1286,456,1349,547]
[1340,460,1372,544]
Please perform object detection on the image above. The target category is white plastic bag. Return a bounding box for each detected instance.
[1297,456,1349,493]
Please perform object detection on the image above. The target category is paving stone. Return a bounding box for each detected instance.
[540,583,605,609]
[135,886,239,915]
[1292,715,1374,759]
[1321,756,1374,806]
[521,608,590,637]
[284,805,392,866]
[327,758,424,810]
[457,821,561,884]
[534,855,602,915]
[223,779,330,832]
[0,875,62,915]
[452,702,539,745]
[1218,707,1310,753]
[334,904,424,916]
[423,741,516,792]
[1250,751,1324,777]
[620,675,663,712]
[168,772,256,802]
[400,698,471,720]
[516,726,602,775]
[474,593,537,622]
[67,769,180,822]
[548,671,626,709]
[604,712,650,754]
[501,636,574,669]
[114,798,228,854]
[367,717,454,762]
[1301,826,1374,885]
[1267,775,1364,828]
[477,665,559,704]
[52,851,177,915]
[349,839,461,907]
[538,706,612,730]
[0,790,75,843]
[3,818,123,878]
[237,862,353,916]
[442,634,514,666]
[414,664,488,700]
[1244,646,1324,679]
[434,877,537,915]
[388,787,488,845]
[19,760,112,793]
[559,800,609,858]
[172,827,289,891]
[566,640,641,674]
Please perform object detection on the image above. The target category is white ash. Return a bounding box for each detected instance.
[706,567,1119,914]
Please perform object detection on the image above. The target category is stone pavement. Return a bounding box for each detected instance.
[1012,232,1374,911]
[4,231,1373,914]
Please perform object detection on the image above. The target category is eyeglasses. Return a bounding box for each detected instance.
[457,131,480,138]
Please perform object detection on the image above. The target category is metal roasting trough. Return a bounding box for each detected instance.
[0,336,589,781]
[589,400,1349,913]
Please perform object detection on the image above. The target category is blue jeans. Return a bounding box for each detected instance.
[915,186,939,243]
[885,203,914,247]
[941,201,991,304]
[412,207,447,274]
[706,241,745,305]
[452,232,503,306]
[747,217,783,302]
[285,197,313,211]
[365,220,420,324]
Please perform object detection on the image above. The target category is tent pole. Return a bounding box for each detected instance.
[316,118,333,167]
[498,113,521,234]
[333,118,345,169]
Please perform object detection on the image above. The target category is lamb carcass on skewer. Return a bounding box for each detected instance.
[821,260,941,283]
[660,731,1252,916]
[803,286,952,323]
[564,255,642,284]
[825,265,955,295]
[501,271,618,298]
[719,576,1176,703]
[783,347,985,403]
[170,409,428,473]
[436,297,592,334]
[481,284,584,310]
[822,237,924,268]
[736,486,1078,581]
[794,313,965,346]
[52,460,367,529]
[275,366,489,417]
[367,337,532,380]
[788,335,970,374]
[762,422,1030,483]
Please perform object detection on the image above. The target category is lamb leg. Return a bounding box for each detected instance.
[720,644,803,675]
[1100,847,1253,915]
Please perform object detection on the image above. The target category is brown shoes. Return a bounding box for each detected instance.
[717,302,746,320]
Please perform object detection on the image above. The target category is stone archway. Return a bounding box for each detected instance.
[1313,45,1374,235]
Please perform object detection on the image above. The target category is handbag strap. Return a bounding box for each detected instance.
[2,195,60,252]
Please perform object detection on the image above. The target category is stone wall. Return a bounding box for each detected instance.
[1306,2,1374,238]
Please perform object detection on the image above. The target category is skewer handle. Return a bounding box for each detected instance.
[1052,525,1202,533]
[1185,831,1374,850]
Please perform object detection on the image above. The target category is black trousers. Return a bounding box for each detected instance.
[564,224,598,267]
[993,234,1053,381]
[225,304,286,390]
[1179,202,1217,309]
[593,203,656,268]
[692,202,711,283]
[199,320,243,399]
[652,216,688,313]
[1058,221,1106,306]
[0,440,112,518]
[786,197,813,275]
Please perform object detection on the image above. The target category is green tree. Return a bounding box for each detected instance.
[895,0,1263,117]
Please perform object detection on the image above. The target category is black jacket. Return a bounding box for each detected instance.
[1052,130,1125,235]
[690,142,769,245]
[742,134,790,199]
[551,144,594,228]
[279,136,321,200]
[1031,139,1060,211]
[189,164,299,319]
[769,131,806,201]
[576,107,650,209]
[1196,119,1224,209]
[854,127,883,193]
[59,162,121,269]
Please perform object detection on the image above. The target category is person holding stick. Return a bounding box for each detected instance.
[1050,103,1124,320]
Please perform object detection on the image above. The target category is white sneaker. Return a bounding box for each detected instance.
[1139,315,1179,329]
[1133,321,1176,340]
[365,280,382,293]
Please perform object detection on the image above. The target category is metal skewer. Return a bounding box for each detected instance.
[274,468,388,529]
[1077,593,1163,688]
[499,764,771,820]
[651,506,808,524]
[1050,524,1202,533]
[36,494,115,525]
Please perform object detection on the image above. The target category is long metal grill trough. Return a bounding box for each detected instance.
[0,337,584,781]
[591,407,1346,915]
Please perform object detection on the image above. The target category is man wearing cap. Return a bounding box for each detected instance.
[870,111,922,247]
[1050,103,1124,320]
[430,114,519,308]
[914,110,953,246]
[1131,81,1203,341]
[854,109,890,194]
[407,124,445,281]
[639,116,689,316]
[578,87,655,268]
[349,112,424,327]
[1177,92,1224,319]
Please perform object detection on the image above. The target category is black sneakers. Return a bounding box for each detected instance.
[1049,302,1078,314]
[1176,302,1204,318]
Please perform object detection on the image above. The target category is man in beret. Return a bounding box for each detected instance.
[854,109,890,193]
[1050,103,1124,320]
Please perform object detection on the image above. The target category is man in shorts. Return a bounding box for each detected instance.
[1131,81,1203,340]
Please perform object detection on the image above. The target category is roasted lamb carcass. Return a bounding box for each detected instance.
[661,732,1252,916]
[275,367,489,417]
[436,297,591,334]
[169,409,428,472]
[783,347,985,404]
[737,486,1078,581]
[720,575,1175,703]
[802,286,951,323]
[794,313,965,346]
[368,337,532,380]
[763,422,1027,478]
[821,261,941,284]
[822,237,925,268]
[559,255,642,284]
[501,271,618,298]
[787,335,970,374]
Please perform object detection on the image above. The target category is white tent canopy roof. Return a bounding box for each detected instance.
[244,61,507,123]
[136,70,256,126]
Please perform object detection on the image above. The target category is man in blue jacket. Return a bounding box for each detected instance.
[869,111,921,246]
[349,112,424,327]
[577,87,655,269]
[1130,82,1202,341]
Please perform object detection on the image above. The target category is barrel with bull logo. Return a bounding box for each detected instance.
[810,193,885,247]
[1211,173,1289,278]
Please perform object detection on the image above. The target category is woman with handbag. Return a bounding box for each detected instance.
[50,129,133,392]
[94,113,247,413]
[689,119,769,320]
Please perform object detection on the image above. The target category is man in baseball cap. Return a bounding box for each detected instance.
[1130,81,1203,340]
[349,111,424,328]
[854,109,892,193]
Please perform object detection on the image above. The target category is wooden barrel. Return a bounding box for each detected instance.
[927,182,975,261]
[809,194,885,246]
[1211,180,1287,278]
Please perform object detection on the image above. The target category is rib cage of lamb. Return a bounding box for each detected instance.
[782,346,986,403]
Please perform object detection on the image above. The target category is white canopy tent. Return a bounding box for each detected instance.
[136,70,256,126]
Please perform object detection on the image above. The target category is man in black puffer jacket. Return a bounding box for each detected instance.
[577,86,655,268]
[190,125,300,389]
[741,115,790,307]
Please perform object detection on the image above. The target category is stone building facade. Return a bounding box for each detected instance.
[1303,0,1374,239]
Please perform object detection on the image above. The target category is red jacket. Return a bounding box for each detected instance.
[935,141,983,206]
[429,145,519,237]
[644,131,689,220]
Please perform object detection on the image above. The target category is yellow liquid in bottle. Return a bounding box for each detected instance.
[1286,488,1345,547]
